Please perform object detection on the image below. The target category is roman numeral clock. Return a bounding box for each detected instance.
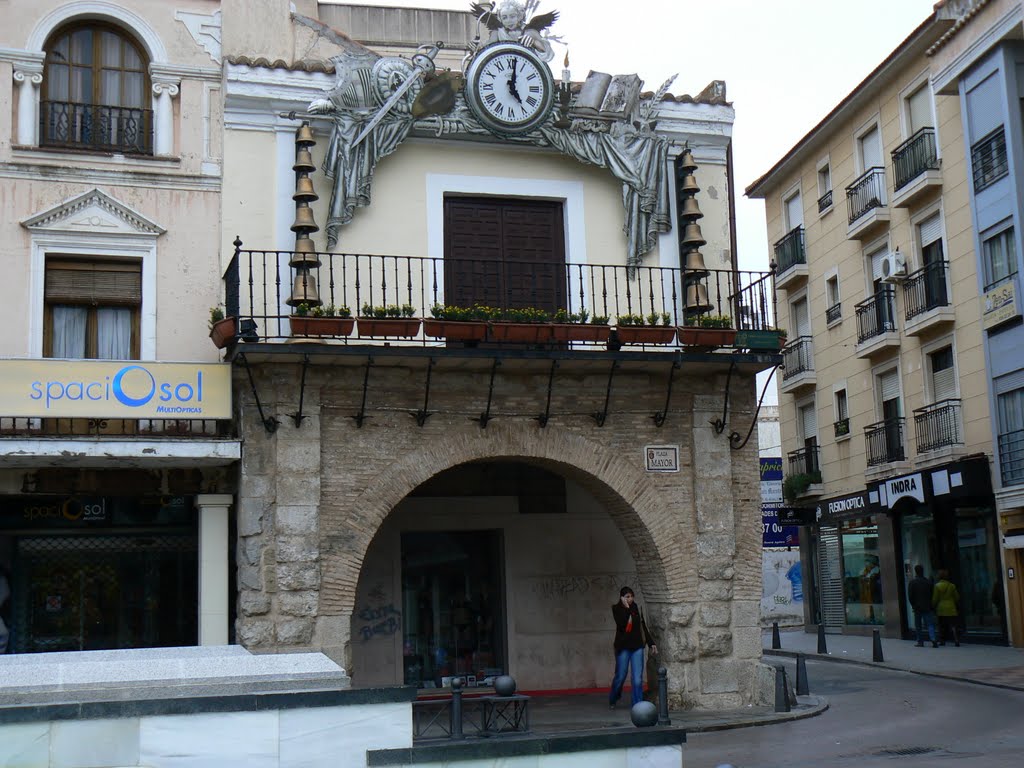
[464,42,555,136]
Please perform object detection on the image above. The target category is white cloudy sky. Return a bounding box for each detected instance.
[328,0,940,270]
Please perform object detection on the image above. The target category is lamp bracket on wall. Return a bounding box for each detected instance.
[710,361,736,435]
[728,366,777,451]
[535,359,559,428]
[288,355,312,428]
[591,360,620,427]
[652,357,681,428]
[410,357,436,427]
[474,358,502,429]
[352,356,374,428]
[237,353,280,434]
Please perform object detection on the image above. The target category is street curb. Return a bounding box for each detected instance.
[763,649,1024,694]
[682,694,829,733]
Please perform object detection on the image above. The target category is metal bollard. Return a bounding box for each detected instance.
[450,677,464,740]
[771,621,781,649]
[657,667,671,725]
[872,629,884,662]
[773,665,791,713]
[795,653,809,695]
[816,623,828,654]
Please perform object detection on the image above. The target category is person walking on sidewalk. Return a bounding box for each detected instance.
[908,564,938,647]
[608,586,657,709]
[933,569,961,647]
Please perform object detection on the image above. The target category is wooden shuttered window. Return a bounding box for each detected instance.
[45,260,142,304]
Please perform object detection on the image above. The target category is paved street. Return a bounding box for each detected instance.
[683,658,1024,767]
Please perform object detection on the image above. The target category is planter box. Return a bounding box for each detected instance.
[550,323,611,343]
[423,319,489,341]
[357,318,422,337]
[290,316,355,337]
[209,317,236,349]
[734,329,787,350]
[677,327,737,348]
[614,326,677,345]
[488,322,553,343]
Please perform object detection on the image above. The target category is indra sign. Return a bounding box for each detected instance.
[465,42,555,135]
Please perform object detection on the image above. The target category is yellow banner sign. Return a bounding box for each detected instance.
[0,360,232,419]
[982,280,1019,330]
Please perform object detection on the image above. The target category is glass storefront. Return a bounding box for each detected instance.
[401,530,505,688]
[956,506,1003,640]
[841,518,885,625]
[898,505,936,630]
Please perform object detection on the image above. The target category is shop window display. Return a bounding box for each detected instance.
[842,519,885,625]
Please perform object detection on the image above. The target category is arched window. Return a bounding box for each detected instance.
[41,22,152,154]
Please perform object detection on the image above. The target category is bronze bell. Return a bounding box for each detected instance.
[289,237,322,269]
[685,283,713,314]
[293,176,319,202]
[293,148,316,172]
[684,249,710,277]
[678,149,697,173]
[295,122,316,147]
[291,205,320,234]
[679,197,703,220]
[287,271,320,306]
[679,174,700,194]
[681,222,706,248]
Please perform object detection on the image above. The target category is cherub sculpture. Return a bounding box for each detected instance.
[470,1,558,61]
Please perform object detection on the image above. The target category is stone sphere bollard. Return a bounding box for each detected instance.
[493,675,517,696]
[630,700,658,727]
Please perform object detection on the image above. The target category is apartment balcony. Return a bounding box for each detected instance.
[999,428,1024,486]
[903,261,954,336]
[773,226,807,291]
[890,128,941,208]
[846,167,890,240]
[786,444,823,500]
[215,245,781,362]
[779,335,815,394]
[39,100,153,155]
[825,302,842,326]
[854,288,900,358]
[865,417,907,468]
[913,399,964,467]
[817,189,833,215]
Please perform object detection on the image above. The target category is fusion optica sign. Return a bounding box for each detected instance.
[0,359,231,419]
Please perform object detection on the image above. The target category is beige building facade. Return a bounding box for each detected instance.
[748,8,1009,645]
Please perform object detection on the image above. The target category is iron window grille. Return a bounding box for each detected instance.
[773,227,806,276]
[891,128,938,191]
[903,260,949,320]
[855,287,897,343]
[846,167,886,224]
[913,399,962,453]
[865,417,906,466]
[971,127,1008,193]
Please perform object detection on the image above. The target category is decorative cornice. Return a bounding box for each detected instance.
[928,0,993,55]
[226,55,335,73]
[149,63,222,84]
[1,158,221,191]
[175,9,222,64]
[21,188,166,235]
[0,48,45,69]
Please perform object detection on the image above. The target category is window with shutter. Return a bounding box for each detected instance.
[929,346,956,403]
[906,84,932,135]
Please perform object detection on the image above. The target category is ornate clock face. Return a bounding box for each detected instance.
[466,43,555,135]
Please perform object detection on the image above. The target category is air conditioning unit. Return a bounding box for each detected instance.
[881,249,907,282]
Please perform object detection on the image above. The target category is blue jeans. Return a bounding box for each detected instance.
[914,609,936,644]
[609,646,645,706]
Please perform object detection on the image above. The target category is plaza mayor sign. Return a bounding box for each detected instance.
[0,359,231,419]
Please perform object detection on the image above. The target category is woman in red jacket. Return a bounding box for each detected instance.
[608,586,657,709]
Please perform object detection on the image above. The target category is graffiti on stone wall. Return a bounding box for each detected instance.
[357,603,401,642]
[532,574,637,600]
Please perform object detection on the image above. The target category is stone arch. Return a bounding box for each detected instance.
[27,1,168,63]
[318,422,691,619]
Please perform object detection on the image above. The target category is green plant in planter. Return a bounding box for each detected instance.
[209,304,225,330]
[645,311,672,327]
[698,314,733,329]
[616,313,639,326]
[295,302,312,317]
[782,470,822,502]
[592,314,609,325]
[502,306,549,323]
[337,305,352,318]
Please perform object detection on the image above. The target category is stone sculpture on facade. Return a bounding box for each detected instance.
[469,0,559,61]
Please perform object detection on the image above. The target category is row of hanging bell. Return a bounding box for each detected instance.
[288,121,322,307]
[677,147,714,314]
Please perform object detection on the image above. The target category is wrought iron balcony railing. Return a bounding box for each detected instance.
[774,227,806,276]
[781,335,814,380]
[865,417,905,466]
[0,417,232,439]
[999,428,1024,486]
[904,260,950,321]
[817,189,833,213]
[39,100,153,155]
[788,444,820,477]
[913,399,962,453]
[971,126,1008,193]
[846,167,887,224]
[855,287,897,343]
[826,302,842,324]
[221,244,778,349]
[892,128,939,191]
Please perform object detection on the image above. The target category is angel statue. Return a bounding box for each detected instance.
[471,0,559,61]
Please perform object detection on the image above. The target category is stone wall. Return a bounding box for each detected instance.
[233,356,766,709]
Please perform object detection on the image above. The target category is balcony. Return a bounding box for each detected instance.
[218,245,780,356]
[971,127,1008,194]
[785,444,823,500]
[779,335,815,394]
[817,189,833,215]
[913,399,963,466]
[846,167,890,240]
[773,227,807,291]
[903,261,954,336]
[999,428,1024,486]
[834,418,851,441]
[854,288,900,358]
[39,100,153,155]
[865,417,906,468]
[891,128,941,208]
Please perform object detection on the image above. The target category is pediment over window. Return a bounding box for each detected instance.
[21,188,165,237]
